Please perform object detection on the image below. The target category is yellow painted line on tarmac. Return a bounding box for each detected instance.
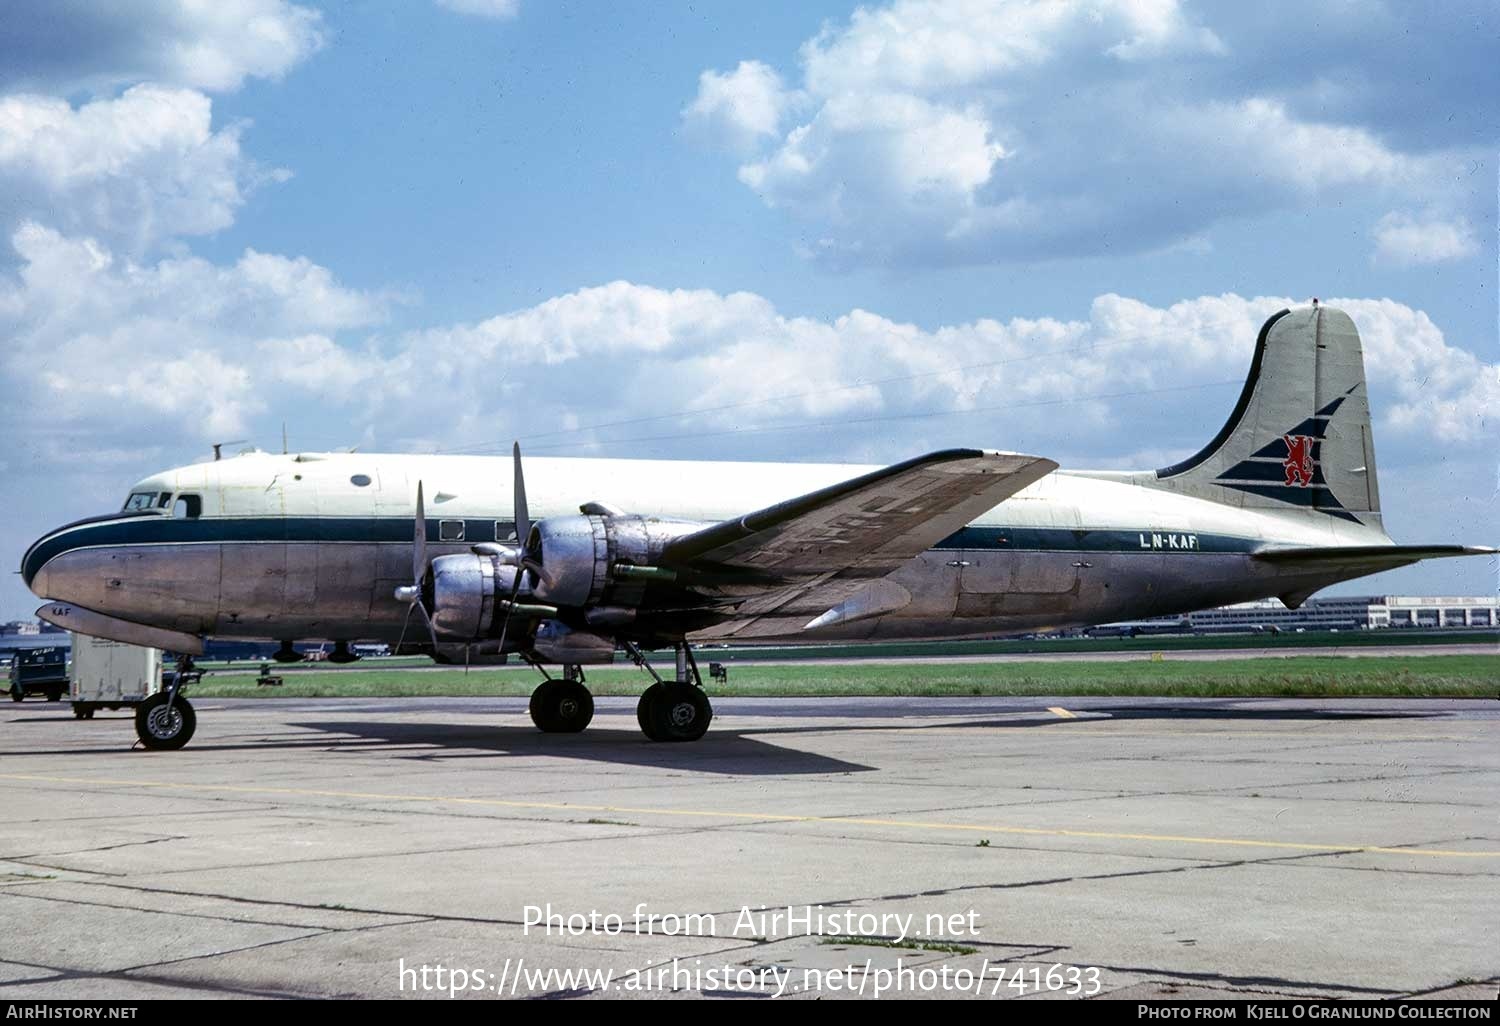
[1046,707,1077,719]
[3,772,1497,860]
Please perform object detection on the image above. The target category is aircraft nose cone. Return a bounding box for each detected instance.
[22,522,101,606]
[21,531,54,597]
[25,563,49,599]
[27,548,108,609]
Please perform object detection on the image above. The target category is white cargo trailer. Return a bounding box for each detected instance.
[70,634,161,719]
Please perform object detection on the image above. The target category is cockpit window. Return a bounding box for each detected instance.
[123,492,157,511]
[173,494,203,519]
[157,493,172,508]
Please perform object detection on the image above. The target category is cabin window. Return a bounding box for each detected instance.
[350,474,372,487]
[494,521,518,542]
[173,494,202,519]
[123,492,157,511]
[439,519,465,542]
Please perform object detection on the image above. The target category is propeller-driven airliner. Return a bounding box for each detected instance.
[21,305,1492,749]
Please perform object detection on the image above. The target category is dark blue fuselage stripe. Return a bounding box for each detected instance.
[22,516,517,585]
[22,515,1263,586]
[933,526,1259,553]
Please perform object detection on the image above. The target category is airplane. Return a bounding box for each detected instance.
[20,303,1494,751]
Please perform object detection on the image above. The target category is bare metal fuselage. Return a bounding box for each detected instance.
[22,450,1387,648]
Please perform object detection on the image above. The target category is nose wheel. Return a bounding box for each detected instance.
[134,655,200,751]
[135,691,196,750]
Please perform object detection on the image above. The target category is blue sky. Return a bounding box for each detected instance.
[0,0,1495,619]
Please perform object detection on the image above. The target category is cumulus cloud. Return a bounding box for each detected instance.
[435,0,521,19]
[0,86,274,254]
[374,286,1500,462]
[317,283,1500,460]
[0,223,388,441]
[0,0,325,94]
[683,61,793,152]
[3,227,1489,470]
[691,0,1492,267]
[1371,211,1479,266]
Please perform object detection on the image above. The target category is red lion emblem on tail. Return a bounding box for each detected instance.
[1282,434,1315,486]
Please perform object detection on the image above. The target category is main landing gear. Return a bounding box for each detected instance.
[525,643,715,743]
[528,665,595,734]
[135,655,200,751]
[625,642,713,743]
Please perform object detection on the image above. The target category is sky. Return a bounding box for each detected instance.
[0,0,1495,620]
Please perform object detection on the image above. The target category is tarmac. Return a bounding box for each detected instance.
[1,694,1497,1000]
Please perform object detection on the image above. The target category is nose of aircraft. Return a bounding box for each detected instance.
[24,561,49,600]
[22,531,51,598]
[22,517,112,607]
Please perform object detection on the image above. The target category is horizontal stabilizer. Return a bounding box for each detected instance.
[1253,544,1496,574]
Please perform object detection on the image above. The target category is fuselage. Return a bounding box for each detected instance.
[22,450,1391,647]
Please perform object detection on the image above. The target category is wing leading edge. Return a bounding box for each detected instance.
[663,448,1057,639]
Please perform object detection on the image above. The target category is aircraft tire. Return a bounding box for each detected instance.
[10,686,23,703]
[529,679,594,733]
[135,693,196,751]
[636,684,663,740]
[645,683,712,743]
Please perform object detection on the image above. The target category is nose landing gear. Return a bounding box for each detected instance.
[134,655,200,751]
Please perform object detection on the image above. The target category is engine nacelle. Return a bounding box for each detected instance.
[530,621,616,664]
[528,514,702,608]
[428,552,529,639]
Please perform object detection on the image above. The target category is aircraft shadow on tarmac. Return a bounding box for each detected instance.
[2,703,1444,769]
[290,721,877,774]
[2,719,874,774]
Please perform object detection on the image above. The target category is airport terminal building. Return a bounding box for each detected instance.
[1102,595,1499,635]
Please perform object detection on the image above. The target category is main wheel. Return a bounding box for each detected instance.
[135,693,196,750]
[529,680,594,733]
[10,686,23,703]
[636,683,662,739]
[644,683,712,743]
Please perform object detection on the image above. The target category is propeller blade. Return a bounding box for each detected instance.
[413,480,427,585]
[521,555,554,593]
[393,601,416,655]
[512,442,530,547]
[495,561,528,655]
[414,597,440,652]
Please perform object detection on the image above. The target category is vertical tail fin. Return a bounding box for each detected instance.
[1151,305,1383,528]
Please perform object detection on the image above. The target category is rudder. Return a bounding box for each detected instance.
[1152,305,1383,527]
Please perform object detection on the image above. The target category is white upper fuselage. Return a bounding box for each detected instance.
[124,449,1381,547]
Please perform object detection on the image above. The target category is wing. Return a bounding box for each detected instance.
[663,448,1057,638]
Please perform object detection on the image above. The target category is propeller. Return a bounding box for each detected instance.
[512,441,529,550]
[496,443,534,654]
[393,480,441,655]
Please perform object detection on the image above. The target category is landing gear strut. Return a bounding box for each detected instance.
[626,642,713,743]
[528,663,594,733]
[135,654,199,751]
